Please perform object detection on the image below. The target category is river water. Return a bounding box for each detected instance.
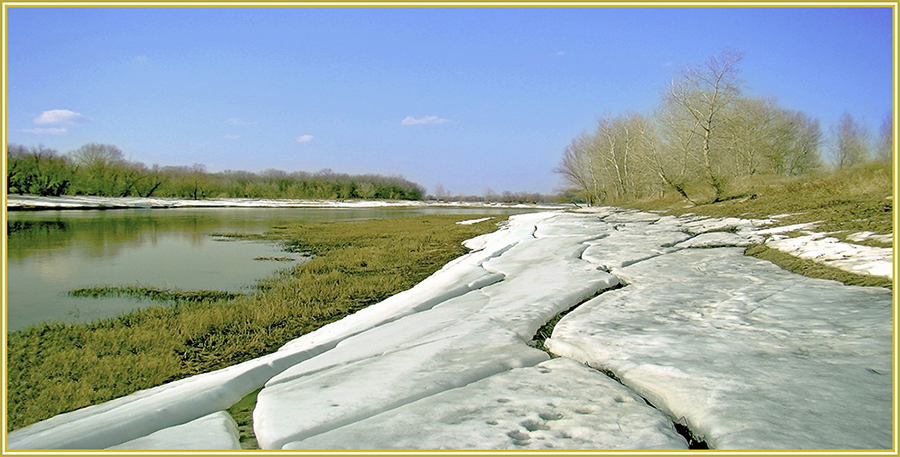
[5,207,538,332]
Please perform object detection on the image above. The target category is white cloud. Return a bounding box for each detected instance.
[33,109,87,125]
[227,118,258,126]
[224,134,239,140]
[401,115,451,126]
[21,127,68,135]
[296,134,314,143]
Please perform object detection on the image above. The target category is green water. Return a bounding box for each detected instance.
[5,207,535,332]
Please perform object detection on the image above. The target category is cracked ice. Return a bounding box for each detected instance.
[7,209,894,451]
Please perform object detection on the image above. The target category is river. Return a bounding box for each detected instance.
[5,206,538,332]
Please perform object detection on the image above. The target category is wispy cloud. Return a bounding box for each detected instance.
[296,134,314,143]
[224,134,240,140]
[21,127,68,135]
[33,109,87,125]
[401,115,451,126]
[227,118,258,126]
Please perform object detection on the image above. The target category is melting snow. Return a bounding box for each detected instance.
[7,208,894,450]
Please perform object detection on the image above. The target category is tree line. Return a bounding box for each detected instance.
[6,143,426,201]
[556,49,894,206]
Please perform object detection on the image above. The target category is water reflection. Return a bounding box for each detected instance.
[5,207,540,332]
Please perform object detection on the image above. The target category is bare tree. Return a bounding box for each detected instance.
[722,96,777,176]
[830,111,870,169]
[555,132,604,205]
[876,113,893,163]
[71,143,125,168]
[723,97,822,176]
[651,95,704,204]
[664,49,745,201]
[775,110,823,176]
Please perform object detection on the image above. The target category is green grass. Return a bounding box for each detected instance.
[630,162,894,287]
[226,387,262,449]
[6,214,501,432]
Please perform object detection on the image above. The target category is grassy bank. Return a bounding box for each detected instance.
[630,162,894,287]
[6,214,501,432]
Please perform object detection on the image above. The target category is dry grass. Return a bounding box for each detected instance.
[631,162,894,287]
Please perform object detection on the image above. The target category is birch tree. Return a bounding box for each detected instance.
[831,111,870,169]
[663,49,744,201]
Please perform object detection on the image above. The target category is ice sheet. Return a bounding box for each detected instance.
[283,358,689,450]
[547,247,894,449]
[106,411,240,450]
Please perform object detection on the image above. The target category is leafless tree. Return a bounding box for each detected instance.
[876,113,893,163]
[722,97,822,176]
[555,132,604,205]
[830,111,870,169]
[663,49,745,201]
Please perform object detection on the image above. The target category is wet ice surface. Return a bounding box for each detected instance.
[7,208,894,451]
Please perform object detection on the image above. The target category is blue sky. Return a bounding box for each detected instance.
[4,4,895,196]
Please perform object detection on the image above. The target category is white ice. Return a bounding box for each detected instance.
[765,232,893,279]
[106,412,240,450]
[5,194,560,210]
[848,231,894,245]
[7,208,894,451]
[547,247,894,449]
[283,358,687,450]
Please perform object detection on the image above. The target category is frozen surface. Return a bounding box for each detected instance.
[765,232,893,279]
[255,211,622,449]
[8,208,894,450]
[106,412,240,450]
[284,358,687,450]
[547,247,894,449]
[848,231,894,245]
[456,216,494,225]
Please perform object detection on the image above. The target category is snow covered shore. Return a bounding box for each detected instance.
[6,209,895,451]
[5,194,560,210]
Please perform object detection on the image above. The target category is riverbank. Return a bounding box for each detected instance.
[5,194,564,211]
[5,214,502,433]
[7,208,894,450]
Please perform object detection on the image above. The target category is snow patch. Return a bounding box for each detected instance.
[847,231,893,245]
[456,217,493,225]
[765,233,893,279]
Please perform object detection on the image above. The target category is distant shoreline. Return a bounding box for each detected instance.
[6,194,567,211]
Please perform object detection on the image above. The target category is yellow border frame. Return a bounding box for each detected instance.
[0,2,897,456]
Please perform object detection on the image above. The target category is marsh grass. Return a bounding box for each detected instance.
[69,286,244,303]
[6,214,501,431]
